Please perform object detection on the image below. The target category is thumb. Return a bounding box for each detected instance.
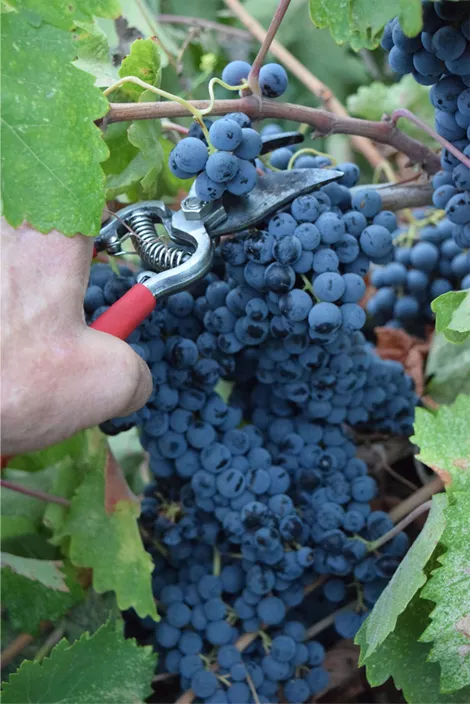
[75,328,153,427]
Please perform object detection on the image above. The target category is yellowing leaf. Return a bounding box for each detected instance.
[54,430,157,620]
[118,37,162,101]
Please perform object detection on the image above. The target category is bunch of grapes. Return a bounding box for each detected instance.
[168,60,289,202]
[381,1,470,249]
[367,213,470,333]
[86,157,418,700]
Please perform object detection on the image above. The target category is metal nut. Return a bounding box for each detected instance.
[181,196,214,220]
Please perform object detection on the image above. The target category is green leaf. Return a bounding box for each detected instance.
[1,11,109,235]
[7,0,121,30]
[355,493,447,662]
[361,593,470,703]
[118,37,162,100]
[72,20,119,87]
[1,620,157,703]
[1,468,57,543]
[43,458,85,548]
[432,291,470,344]
[1,559,83,634]
[347,75,435,146]
[411,395,470,494]
[53,429,157,620]
[309,0,423,51]
[420,492,470,693]
[426,333,470,405]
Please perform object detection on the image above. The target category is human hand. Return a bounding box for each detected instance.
[1,220,152,455]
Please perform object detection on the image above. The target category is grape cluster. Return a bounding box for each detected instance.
[169,113,262,201]
[86,158,418,700]
[382,1,470,249]
[367,214,470,333]
[168,59,289,203]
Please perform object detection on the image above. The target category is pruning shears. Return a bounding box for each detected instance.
[91,133,343,340]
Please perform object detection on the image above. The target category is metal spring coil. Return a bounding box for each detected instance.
[128,212,190,272]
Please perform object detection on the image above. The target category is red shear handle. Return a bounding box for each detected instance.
[91,283,156,341]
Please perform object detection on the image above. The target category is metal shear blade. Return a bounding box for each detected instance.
[204,168,343,238]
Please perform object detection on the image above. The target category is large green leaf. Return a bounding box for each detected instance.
[1,10,109,235]
[432,290,470,344]
[347,75,435,146]
[425,333,470,405]
[53,430,157,620]
[1,559,83,634]
[309,0,423,51]
[412,395,470,494]
[361,594,470,703]
[420,492,470,693]
[356,493,447,662]
[1,621,157,703]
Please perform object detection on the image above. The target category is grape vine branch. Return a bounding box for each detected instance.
[105,96,441,174]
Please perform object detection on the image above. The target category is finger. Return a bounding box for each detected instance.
[71,328,153,427]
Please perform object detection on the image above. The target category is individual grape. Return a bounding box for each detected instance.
[306,667,330,695]
[413,49,444,77]
[308,302,342,339]
[234,128,263,160]
[352,189,383,218]
[191,670,218,698]
[312,272,346,302]
[316,211,346,244]
[341,273,366,303]
[259,63,288,98]
[334,610,364,638]
[221,60,251,86]
[195,172,225,201]
[273,235,302,265]
[351,475,378,501]
[279,289,313,321]
[341,303,366,332]
[209,119,243,151]
[188,118,214,143]
[285,678,310,702]
[270,147,293,169]
[313,248,339,274]
[264,262,296,293]
[225,111,252,128]
[432,26,467,61]
[389,46,414,74]
[446,192,470,225]
[171,137,208,175]
[226,159,258,195]
[359,225,393,260]
[291,195,320,223]
[205,151,239,183]
[268,212,298,237]
[295,223,321,250]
